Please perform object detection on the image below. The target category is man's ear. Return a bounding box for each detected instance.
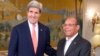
[77,25,80,30]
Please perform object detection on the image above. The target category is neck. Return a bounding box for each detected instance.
[66,33,78,40]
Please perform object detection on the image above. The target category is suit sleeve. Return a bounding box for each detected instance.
[79,41,91,56]
[44,27,56,56]
[8,27,18,56]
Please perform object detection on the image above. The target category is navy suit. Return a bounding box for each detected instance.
[8,21,56,56]
[57,34,91,56]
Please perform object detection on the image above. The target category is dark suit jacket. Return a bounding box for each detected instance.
[57,34,91,56]
[8,21,56,56]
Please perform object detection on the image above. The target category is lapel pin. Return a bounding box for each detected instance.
[40,29,43,31]
[74,42,77,45]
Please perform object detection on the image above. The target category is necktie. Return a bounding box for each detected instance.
[32,25,38,54]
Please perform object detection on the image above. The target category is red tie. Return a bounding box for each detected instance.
[32,25,38,54]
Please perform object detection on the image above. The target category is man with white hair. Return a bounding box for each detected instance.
[8,0,56,56]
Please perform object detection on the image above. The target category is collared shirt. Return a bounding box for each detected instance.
[28,20,38,41]
[64,33,78,56]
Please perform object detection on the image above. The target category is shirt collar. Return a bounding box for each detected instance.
[66,33,78,42]
[28,20,38,28]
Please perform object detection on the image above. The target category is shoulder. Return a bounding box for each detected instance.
[78,38,91,52]
[77,35,91,44]
[75,34,91,47]
[79,36,91,47]
[38,22,48,28]
[38,22,49,30]
[59,38,65,43]
[82,38,91,46]
[12,21,27,30]
[58,38,66,45]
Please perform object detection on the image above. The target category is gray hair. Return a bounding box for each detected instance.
[27,0,43,12]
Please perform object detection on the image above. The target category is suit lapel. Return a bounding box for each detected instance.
[23,21,35,52]
[59,39,66,56]
[65,35,81,56]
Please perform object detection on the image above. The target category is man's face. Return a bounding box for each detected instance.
[63,17,79,38]
[27,7,41,24]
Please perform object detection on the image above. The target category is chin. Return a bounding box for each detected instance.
[66,34,72,37]
[30,21,35,24]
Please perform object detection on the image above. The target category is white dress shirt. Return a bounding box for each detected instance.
[64,33,78,56]
[28,20,39,42]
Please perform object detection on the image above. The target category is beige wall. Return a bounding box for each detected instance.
[83,0,100,56]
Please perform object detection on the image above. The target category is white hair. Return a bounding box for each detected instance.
[27,0,43,11]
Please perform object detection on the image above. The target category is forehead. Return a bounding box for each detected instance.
[65,17,77,24]
[28,7,39,11]
[29,7,39,10]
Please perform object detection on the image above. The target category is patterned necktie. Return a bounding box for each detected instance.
[32,25,38,54]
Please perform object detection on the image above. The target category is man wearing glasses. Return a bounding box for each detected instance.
[57,16,91,56]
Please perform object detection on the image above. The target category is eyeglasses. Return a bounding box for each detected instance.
[62,24,77,27]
